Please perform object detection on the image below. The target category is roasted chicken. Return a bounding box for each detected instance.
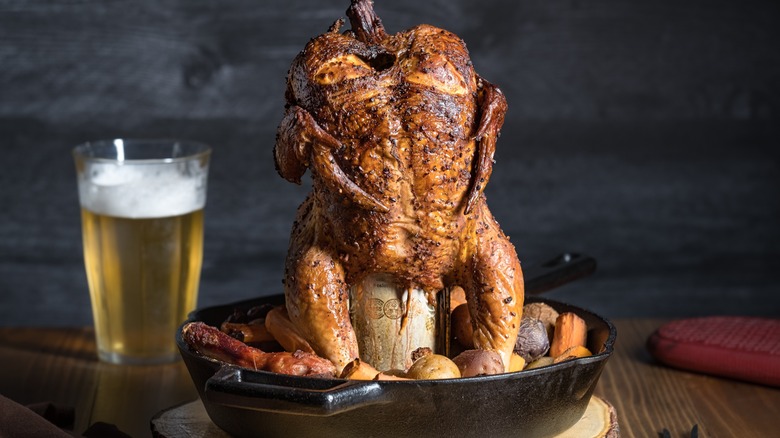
[275,0,524,373]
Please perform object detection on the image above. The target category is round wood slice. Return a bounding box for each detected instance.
[152,395,618,438]
[554,396,619,438]
[151,400,231,438]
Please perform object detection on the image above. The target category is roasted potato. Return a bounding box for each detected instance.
[452,349,504,377]
[523,302,559,340]
[406,354,461,380]
[514,317,550,362]
[525,356,554,370]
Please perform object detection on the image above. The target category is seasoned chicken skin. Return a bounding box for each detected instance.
[275,0,523,372]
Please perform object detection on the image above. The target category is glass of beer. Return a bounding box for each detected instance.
[73,139,211,364]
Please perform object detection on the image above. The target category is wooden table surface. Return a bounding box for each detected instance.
[0,320,777,438]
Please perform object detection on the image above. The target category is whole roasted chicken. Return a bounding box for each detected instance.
[275,0,524,373]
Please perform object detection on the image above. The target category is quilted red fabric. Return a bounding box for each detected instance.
[646,316,780,387]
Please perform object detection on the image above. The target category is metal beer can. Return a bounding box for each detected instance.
[350,273,439,371]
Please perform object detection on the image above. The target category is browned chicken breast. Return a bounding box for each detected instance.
[275,0,523,372]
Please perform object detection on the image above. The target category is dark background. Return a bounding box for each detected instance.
[1,0,779,326]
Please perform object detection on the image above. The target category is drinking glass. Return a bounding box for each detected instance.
[73,139,211,364]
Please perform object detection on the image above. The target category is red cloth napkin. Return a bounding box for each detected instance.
[647,316,780,387]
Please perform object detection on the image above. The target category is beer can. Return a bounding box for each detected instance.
[350,274,442,371]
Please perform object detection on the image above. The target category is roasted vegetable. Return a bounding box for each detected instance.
[523,302,559,340]
[514,317,550,362]
[340,358,381,380]
[452,349,504,377]
[449,285,467,309]
[374,372,411,381]
[509,353,527,372]
[378,368,408,378]
[550,312,588,358]
[406,354,461,380]
[525,357,554,370]
[553,345,593,364]
[451,303,475,349]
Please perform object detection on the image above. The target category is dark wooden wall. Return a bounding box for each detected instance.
[1,0,779,326]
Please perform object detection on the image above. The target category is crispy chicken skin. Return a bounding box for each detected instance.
[275,0,523,372]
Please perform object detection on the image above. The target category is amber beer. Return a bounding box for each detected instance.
[74,139,210,364]
[80,208,204,363]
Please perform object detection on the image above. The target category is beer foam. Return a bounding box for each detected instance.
[78,161,208,218]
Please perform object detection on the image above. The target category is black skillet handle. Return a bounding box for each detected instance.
[523,253,597,295]
[205,365,387,416]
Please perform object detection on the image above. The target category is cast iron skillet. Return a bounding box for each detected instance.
[177,253,616,438]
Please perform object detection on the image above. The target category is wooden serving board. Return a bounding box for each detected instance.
[151,395,618,437]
